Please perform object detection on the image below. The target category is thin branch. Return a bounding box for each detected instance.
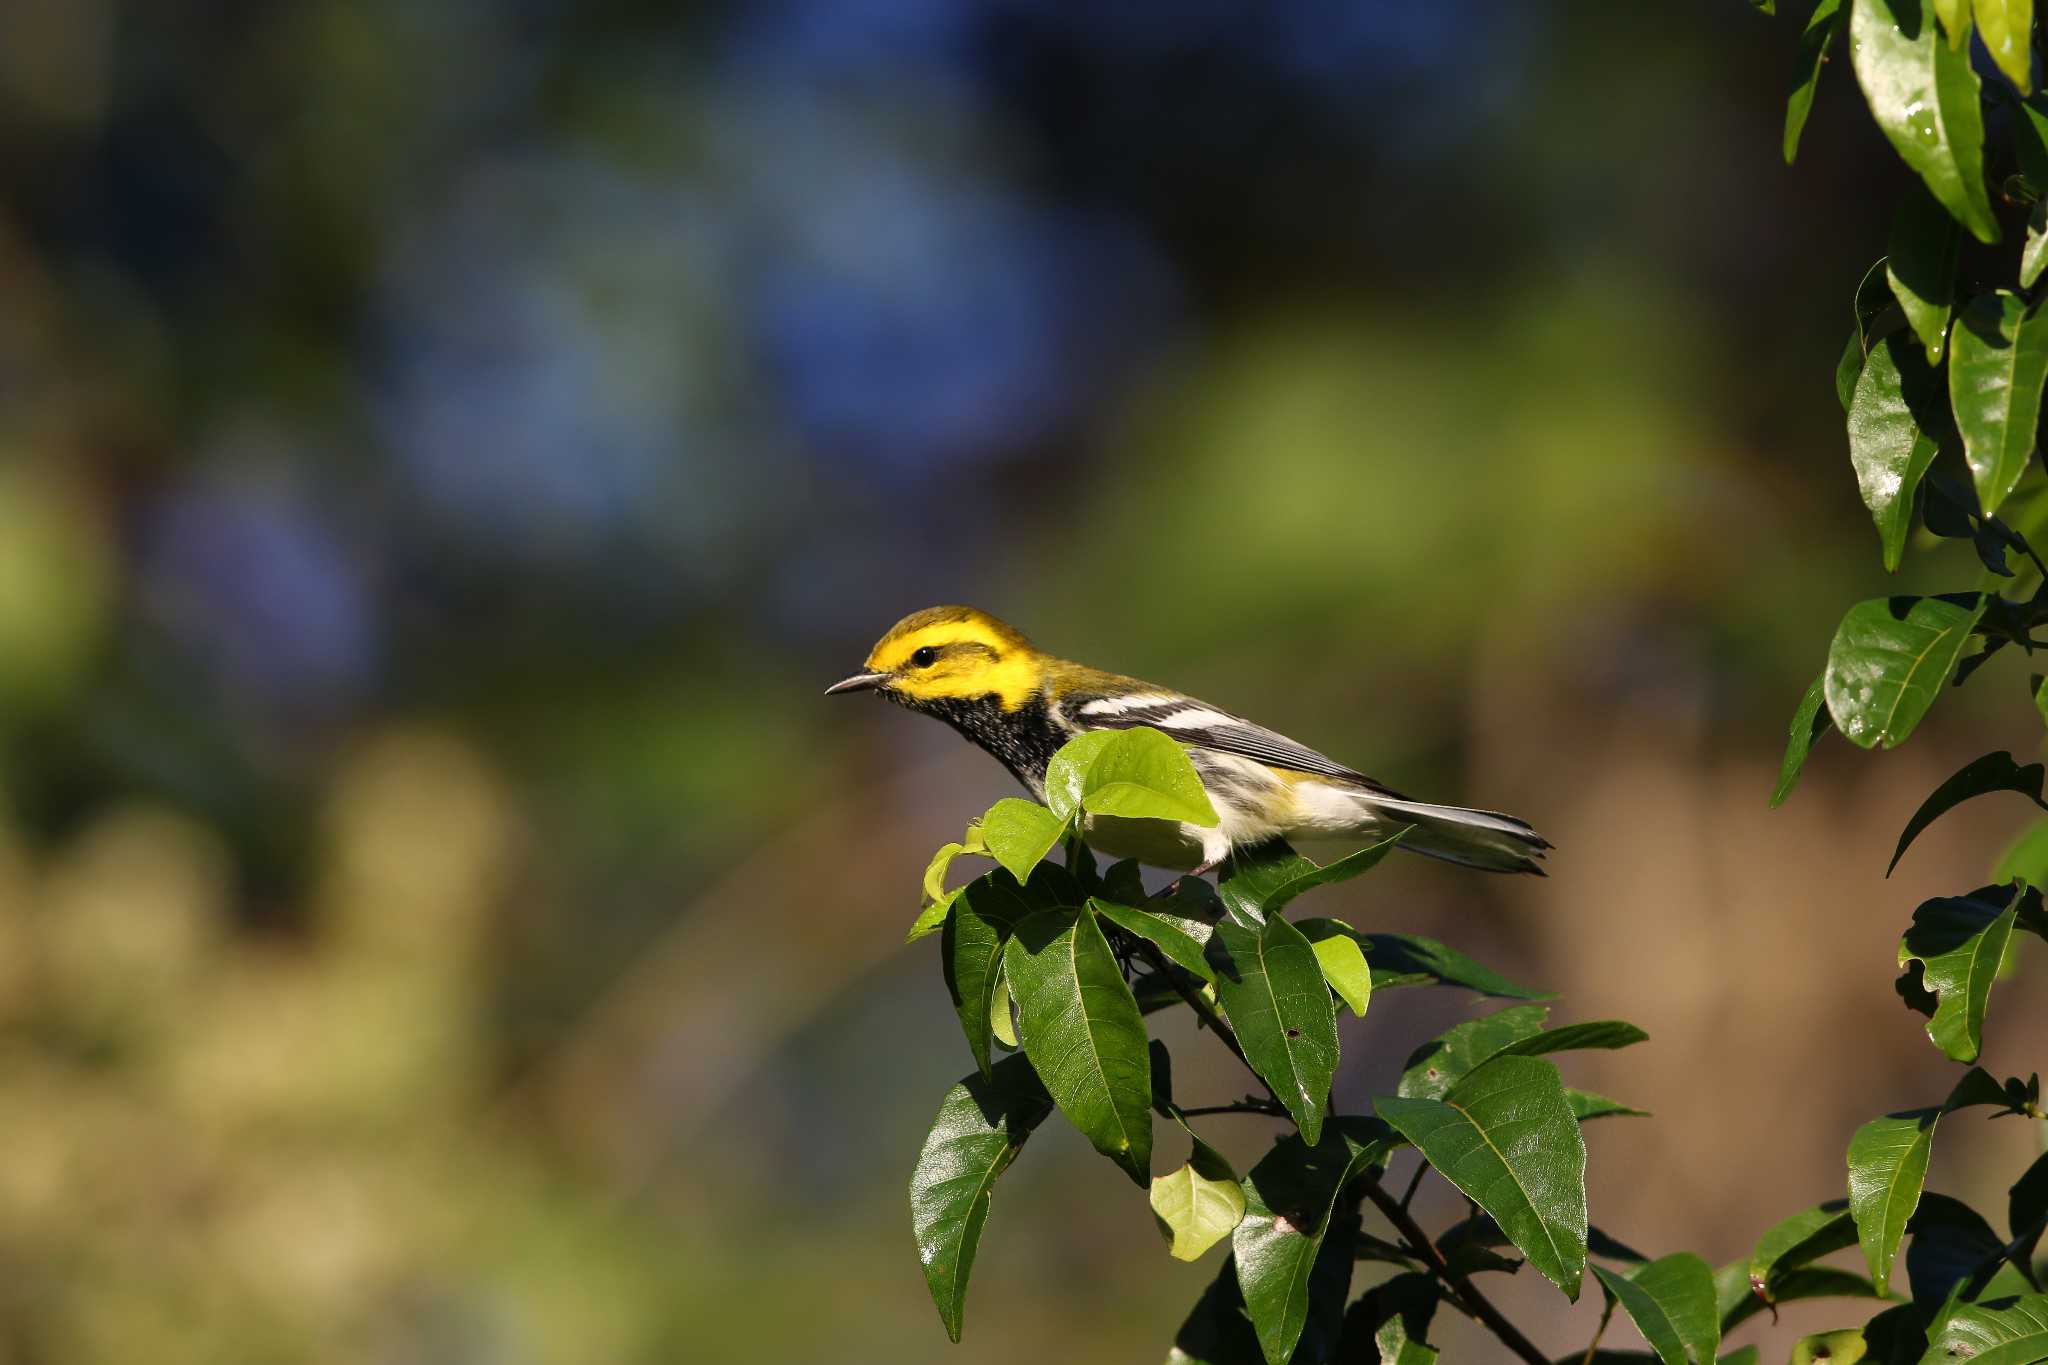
[1579,1293,1617,1365]
[1399,1160,1428,1212]
[1179,1100,1287,1118]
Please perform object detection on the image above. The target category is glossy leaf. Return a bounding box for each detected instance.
[1376,1055,1589,1298]
[1297,922,1553,999]
[1080,726,1220,827]
[1846,1107,1939,1295]
[1890,752,2048,874]
[1397,1004,1549,1100]
[1719,1267,1884,1333]
[1042,730,1117,822]
[944,874,1033,1078]
[1003,909,1152,1182]
[979,797,1069,883]
[909,1056,1055,1342]
[1232,1121,1387,1365]
[1152,1146,1247,1262]
[1922,1292,2048,1363]
[1887,185,1960,361]
[1306,931,1371,1015]
[1951,291,2048,517]
[1840,258,1904,412]
[1789,1329,1868,1365]
[1775,671,1834,806]
[1090,896,1216,982]
[1493,1019,1650,1059]
[1823,594,1986,748]
[1897,885,2020,1062]
[1591,1254,1719,1365]
[1976,0,2035,91]
[1849,0,2000,243]
[1849,333,1943,571]
[1570,1089,1650,1121]
[1216,831,1409,925]
[1787,0,1848,162]
[1747,1200,1859,1304]
[1207,916,1340,1142]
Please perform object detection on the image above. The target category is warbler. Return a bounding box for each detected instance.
[827,606,1549,875]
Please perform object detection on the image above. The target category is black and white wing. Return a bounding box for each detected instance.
[1060,691,1404,796]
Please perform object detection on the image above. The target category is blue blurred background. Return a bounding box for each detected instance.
[2,1,2045,1360]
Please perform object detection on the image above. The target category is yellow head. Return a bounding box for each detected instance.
[826,606,1044,712]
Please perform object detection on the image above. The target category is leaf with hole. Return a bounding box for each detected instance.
[1376,1055,1589,1298]
[909,1056,1054,1342]
[1003,908,1152,1182]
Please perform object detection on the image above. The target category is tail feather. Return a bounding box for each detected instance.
[1363,797,1551,876]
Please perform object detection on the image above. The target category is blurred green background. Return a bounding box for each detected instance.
[2,1,2046,1360]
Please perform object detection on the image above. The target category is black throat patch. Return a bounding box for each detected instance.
[898,691,1070,793]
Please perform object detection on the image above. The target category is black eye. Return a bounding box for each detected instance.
[910,646,939,668]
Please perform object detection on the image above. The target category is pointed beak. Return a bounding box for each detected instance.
[824,671,888,696]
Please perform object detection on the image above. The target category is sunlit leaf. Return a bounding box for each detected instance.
[1789,1329,1868,1365]
[1152,1144,1247,1262]
[1975,0,2035,91]
[1398,1004,1549,1101]
[1922,1291,2048,1362]
[1850,0,2000,243]
[1004,908,1152,1182]
[1208,915,1339,1142]
[1297,921,1553,999]
[909,1056,1054,1342]
[1848,334,1943,572]
[1090,896,1216,982]
[1887,185,1960,361]
[1950,291,2048,517]
[1042,730,1117,823]
[1787,0,1848,163]
[1216,832,1409,925]
[1896,884,2020,1062]
[1591,1254,1720,1365]
[1377,1056,1588,1298]
[979,797,1069,883]
[1080,727,1220,827]
[1823,594,1985,748]
[1306,931,1370,1015]
[1746,1200,1858,1306]
[1846,1107,1939,1295]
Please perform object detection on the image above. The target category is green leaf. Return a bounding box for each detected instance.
[1823,594,1986,748]
[1570,1089,1650,1121]
[2025,199,2048,289]
[1775,671,1834,806]
[1936,0,1971,41]
[1168,1255,1267,1365]
[1905,1191,2005,1302]
[1887,185,1961,361]
[1307,931,1371,1015]
[1789,1329,1869,1365]
[1591,1254,1720,1365]
[1342,1273,1441,1365]
[1232,1120,1389,1365]
[2012,1149,2048,1272]
[944,874,1034,1078]
[1298,922,1553,999]
[1893,753,2048,874]
[1951,291,2048,516]
[1849,0,2000,244]
[1003,908,1152,1183]
[1997,819,2048,888]
[906,892,956,944]
[1847,1107,1940,1295]
[1376,1055,1589,1298]
[1207,916,1340,1143]
[1398,1004,1549,1100]
[1152,1144,1247,1262]
[1216,832,1410,925]
[1787,0,1849,163]
[1841,258,1905,412]
[1897,885,2020,1062]
[1079,727,1220,827]
[1492,1019,1650,1059]
[1718,1267,1885,1333]
[989,974,1016,1048]
[1748,1200,1859,1306]
[909,1055,1054,1342]
[1976,0,2035,91]
[1848,333,1943,572]
[1089,896,1216,982]
[978,797,1069,883]
[1922,1292,2048,1364]
[1043,730,1118,822]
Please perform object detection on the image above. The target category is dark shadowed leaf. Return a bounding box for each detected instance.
[1090,897,1216,982]
[1169,1254,1266,1365]
[1216,832,1409,926]
[1887,185,1960,361]
[1904,1192,2004,1302]
[1397,1005,1549,1100]
[1592,1254,1720,1365]
[1003,909,1152,1183]
[2012,1150,2048,1272]
[943,873,1035,1078]
[1786,0,1847,162]
[909,1056,1055,1342]
[1921,1292,2048,1362]
[1847,1107,1940,1295]
[1849,333,1943,572]
[1897,884,2020,1062]
[1080,726,1220,827]
[1849,0,2000,243]
[1342,1273,1441,1365]
[1951,291,2048,517]
[1824,594,1986,748]
[1775,671,1834,806]
[1232,1120,1388,1365]
[1208,916,1340,1142]
[2027,199,2048,289]
[979,797,1069,883]
[1377,1055,1588,1298]
[1889,752,2048,873]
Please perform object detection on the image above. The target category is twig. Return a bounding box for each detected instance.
[1179,1100,1287,1118]
[1399,1160,1427,1212]
[1136,937,1550,1365]
[1579,1292,1617,1365]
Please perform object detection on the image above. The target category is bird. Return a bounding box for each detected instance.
[826,605,1549,876]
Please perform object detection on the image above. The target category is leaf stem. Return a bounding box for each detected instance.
[1178,1100,1287,1118]
[1578,1292,1616,1365]
[1358,1176,1552,1365]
